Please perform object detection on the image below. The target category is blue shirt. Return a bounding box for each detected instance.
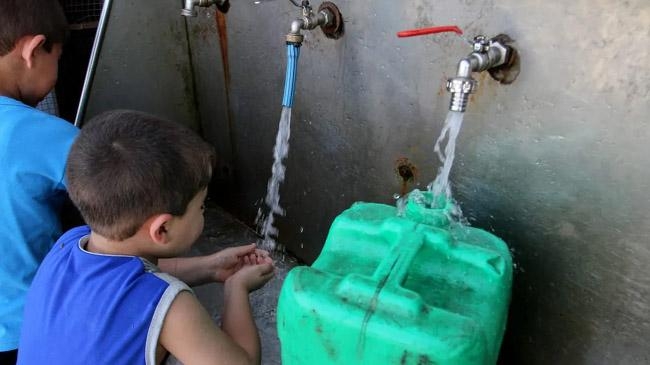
[18,226,191,364]
[0,96,78,351]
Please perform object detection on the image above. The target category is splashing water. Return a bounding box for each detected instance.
[429,111,465,202]
[396,111,466,221]
[255,107,292,252]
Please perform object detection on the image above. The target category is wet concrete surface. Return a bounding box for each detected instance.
[183,202,299,365]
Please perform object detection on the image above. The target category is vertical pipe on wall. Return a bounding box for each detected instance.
[74,0,113,127]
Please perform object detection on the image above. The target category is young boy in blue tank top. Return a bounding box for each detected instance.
[19,110,276,364]
[1,3,264,363]
[0,1,78,361]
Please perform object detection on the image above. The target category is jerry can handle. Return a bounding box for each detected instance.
[336,232,428,317]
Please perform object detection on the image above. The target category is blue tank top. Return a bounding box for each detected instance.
[18,226,192,364]
[0,96,78,351]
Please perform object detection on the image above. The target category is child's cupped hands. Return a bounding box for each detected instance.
[209,243,273,282]
[228,261,275,293]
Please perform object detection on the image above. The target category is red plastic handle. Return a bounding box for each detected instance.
[397,25,463,38]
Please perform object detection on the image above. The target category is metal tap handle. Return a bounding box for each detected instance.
[472,35,490,53]
[396,25,463,38]
[301,1,312,16]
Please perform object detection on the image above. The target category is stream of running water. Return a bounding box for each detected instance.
[429,110,465,202]
[255,107,292,252]
[397,110,466,219]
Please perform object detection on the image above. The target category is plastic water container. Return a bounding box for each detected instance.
[277,191,512,364]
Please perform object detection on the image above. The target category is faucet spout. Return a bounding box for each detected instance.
[287,18,306,45]
[290,19,305,35]
[181,0,229,17]
[286,1,343,44]
[446,75,477,113]
[456,57,475,79]
[446,35,514,112]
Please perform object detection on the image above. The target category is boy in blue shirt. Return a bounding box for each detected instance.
[1,2,267,362]
[19,110,276,364]
[0,1,78,361]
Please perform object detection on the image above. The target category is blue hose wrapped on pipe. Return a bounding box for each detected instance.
[282,43,301,108]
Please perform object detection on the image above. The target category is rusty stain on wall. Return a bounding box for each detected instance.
[215,10,237,169]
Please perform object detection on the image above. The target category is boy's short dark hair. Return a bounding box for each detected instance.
[0,0,68,56]
[67,110,216,240]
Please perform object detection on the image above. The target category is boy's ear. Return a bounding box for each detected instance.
[20,35,46,69]
[147,213,174,245]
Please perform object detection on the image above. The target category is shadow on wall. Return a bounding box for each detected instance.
[456,149,650,364]
[458,181,594,364]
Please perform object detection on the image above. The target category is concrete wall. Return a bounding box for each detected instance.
[84,0,199,131]
[85,0,650,363]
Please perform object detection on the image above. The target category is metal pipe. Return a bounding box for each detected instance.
[74,0,113,127]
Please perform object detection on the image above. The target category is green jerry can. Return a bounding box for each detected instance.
[277,190,513,364]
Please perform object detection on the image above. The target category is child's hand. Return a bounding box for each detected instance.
[227,262,275,293]
[209,244,272,282]
[241,247,273,266]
